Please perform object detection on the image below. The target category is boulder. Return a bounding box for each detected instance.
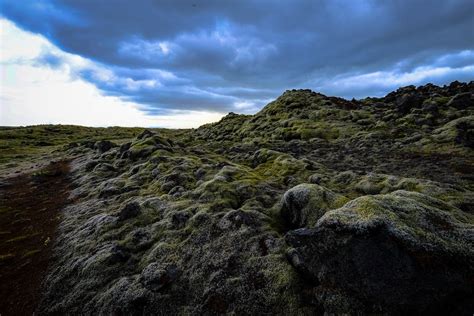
[119,142,131,154]
[307,174,322,184]
[354,173,388,194]
[217,209,260,230]
[84,160,99,172]
[421,101,439,114]
[433,116,474,148]
[447,92,473,109]
[395,93,423,114]
[94,140,116,153]
[137,129,155,140]
[99,179,127,198]
[168,185,185,197]
[280,184,347,229]
[454,117,474,148]
[128,146,155,160]
[124,228,152,251]
[118,201,141,221]
[170,211,190,229]
[140,263,179,292]
[285,190,474,314]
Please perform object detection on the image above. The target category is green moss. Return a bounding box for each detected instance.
[282,183,350,227]
[432,96,451,105]
[298,128,320,140]
[254,255,304,313]
[255,154,310,183]
[326,191,474,249]
[14,84,474,314]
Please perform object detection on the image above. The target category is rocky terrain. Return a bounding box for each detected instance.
[0,81,473,315]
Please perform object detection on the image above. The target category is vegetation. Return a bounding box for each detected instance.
[0,81,473,314]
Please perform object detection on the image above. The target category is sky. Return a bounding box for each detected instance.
[0,0,473,128]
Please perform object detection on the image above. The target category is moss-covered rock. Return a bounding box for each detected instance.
[94,140,117,153]
[432,115,474,148]
[286,190,474,314]
[281,183,348,228]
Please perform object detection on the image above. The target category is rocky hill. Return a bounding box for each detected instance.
[0,81,473,315]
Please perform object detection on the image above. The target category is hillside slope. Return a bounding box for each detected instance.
[1,81,473,314]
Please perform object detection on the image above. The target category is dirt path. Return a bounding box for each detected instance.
[0,161,71,315]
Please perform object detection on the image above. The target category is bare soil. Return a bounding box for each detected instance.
[0,161,71,316]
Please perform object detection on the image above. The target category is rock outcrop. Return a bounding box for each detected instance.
[286,190,474,314]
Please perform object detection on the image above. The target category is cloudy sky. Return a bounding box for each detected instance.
[1,0,473,127]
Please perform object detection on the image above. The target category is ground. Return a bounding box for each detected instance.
[0,161,70,315]
[0,81,473,315]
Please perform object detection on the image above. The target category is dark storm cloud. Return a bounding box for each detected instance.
[2,0,474,112]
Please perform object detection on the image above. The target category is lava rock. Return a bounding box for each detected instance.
[119,142,131,153]
[140,263,179,292]
[137,129,155,140]
[170,211,190,229]
[118,201,141,221]
[129,146,155,160]
[93,163,117,173]
[447,92,473,109]
[94,140,116,153]
[281,183,347,229]
[84,160,99,172]
[285,190,474,314]
[395,93,423,114]
[433,116,474,148]
[455,120,474,148]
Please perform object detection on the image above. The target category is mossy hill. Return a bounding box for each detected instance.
[0,81,473,314]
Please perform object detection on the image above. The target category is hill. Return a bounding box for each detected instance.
[0,81,473,314]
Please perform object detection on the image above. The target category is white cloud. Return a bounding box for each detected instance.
[0,19,46,61]
[149,110,224,129]
[334,65,474,88]
[0,18,223,128]
[313,57,474,99]
[1,63,157,126]
[118,38,174,61]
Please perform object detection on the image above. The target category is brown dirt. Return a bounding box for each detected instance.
[0,161,71,316]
